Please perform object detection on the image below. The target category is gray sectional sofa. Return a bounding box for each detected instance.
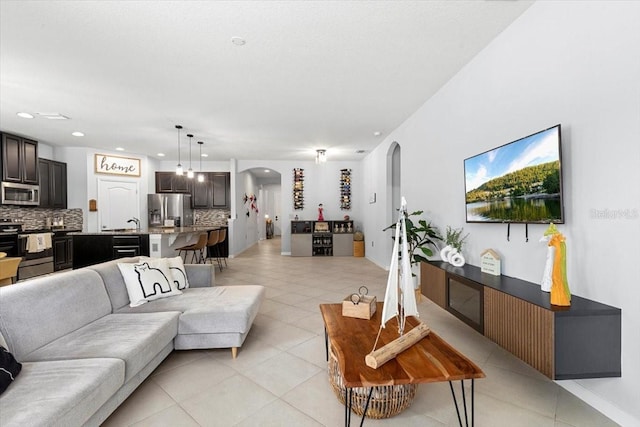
[0,257,264,427]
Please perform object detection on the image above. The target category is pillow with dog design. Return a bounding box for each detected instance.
[118,258,182,307]
[166,256,190,290]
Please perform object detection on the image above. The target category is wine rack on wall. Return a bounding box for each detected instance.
[340,168,351,210]
[293,168,304,210]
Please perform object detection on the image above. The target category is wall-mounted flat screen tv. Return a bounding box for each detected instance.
[464,124,564,224]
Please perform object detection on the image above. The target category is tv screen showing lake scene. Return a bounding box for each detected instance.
[464,125,564,223]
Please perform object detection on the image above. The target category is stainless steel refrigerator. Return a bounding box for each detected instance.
[147,194,194,227]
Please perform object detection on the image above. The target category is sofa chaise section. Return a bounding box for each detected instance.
[89,257,264,358]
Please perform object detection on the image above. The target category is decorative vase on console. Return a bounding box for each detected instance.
[441,226,469,267]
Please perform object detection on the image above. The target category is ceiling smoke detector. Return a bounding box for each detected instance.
[231,37,246,46]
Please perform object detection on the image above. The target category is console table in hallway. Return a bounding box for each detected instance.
[319,303,485,427]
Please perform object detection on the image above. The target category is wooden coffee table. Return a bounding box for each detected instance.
[320,303,485,427]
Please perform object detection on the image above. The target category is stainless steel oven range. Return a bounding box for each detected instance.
[17,230,55,280]
[0,219,55,280]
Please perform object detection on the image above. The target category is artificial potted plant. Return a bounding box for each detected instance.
[384,209,442,287]
[440,226,469,267]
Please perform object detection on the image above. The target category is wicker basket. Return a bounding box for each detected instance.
[328,346,417,419]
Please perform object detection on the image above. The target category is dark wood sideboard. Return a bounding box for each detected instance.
[421,261,621,380]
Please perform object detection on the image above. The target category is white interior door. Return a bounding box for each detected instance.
[98,179,140,230]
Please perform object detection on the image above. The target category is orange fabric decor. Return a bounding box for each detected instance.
[549,232,571,306]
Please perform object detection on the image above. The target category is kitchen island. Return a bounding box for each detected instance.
[71,226,228,269]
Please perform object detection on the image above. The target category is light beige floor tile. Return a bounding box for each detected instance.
[129,404,200,427]
[102,238,619,426]
[409,381,458,425]
[255,318,317,351]
[470,390,556,427]
[234,398,324,427]
[270,291,313,306]
[281,371,346,426]
[287,335,328,369]
[262,304,314,324]
[151,349,209,377]
[152,355,237,402]
[242,352,322,397]
[475,363,560,418]
[102,380,175,427]
[218,336,283,372]
[555,387,621,427]
[181,375,277,426]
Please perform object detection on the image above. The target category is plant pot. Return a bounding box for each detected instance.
[448,248,466,267]
[440,245,453,263]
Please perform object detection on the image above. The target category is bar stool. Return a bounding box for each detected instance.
[206,229,221,270]
[176,233,208,264]
[0,256,22,286]
[214,228,227,270]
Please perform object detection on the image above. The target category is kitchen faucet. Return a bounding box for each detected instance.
[127,217,140,230]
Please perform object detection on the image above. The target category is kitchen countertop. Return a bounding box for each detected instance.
[69,225,227,236]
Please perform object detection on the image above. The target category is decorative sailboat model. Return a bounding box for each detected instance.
[365,198,431,369]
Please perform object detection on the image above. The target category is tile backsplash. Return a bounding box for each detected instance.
[0,206,83,230]
[194,208,230,226]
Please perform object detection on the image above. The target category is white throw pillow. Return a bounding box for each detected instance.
[166,256,190,290]
[118,258,182,307]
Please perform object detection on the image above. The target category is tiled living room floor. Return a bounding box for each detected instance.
[103,237,618,427]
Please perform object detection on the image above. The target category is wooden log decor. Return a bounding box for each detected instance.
[365,322,431,369]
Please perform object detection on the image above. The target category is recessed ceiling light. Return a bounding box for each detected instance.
[264,169,270,173]
[16,112,34,119]
[231,36,246,46]
[36,112,69,120]
[373,131,382,137]
[201,153,208,158]
[115,147,125,151]
[71,131,84,137]
[157,153,165,157]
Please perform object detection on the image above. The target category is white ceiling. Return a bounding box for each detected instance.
[0,0,533,163]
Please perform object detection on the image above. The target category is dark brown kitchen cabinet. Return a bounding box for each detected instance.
[1,133,39,184]
[39,159,67,208]
[191,178,213,209]
[155,172,189,193]
[189,172,230,209]
[53,231,73,271]
[73,234,149,269]
[155,171,230,208]
[211,173,230,208]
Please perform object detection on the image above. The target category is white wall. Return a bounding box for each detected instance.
[237,160,363,254]
[51,147,154,231]
[363,2,640,424]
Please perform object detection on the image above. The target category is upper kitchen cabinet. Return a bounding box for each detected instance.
[155,172,189,193]
[1,133,39,184]
[155,171,230,208]
[189,172,230,208]
[211,172,230,208]
[39,159,67,209]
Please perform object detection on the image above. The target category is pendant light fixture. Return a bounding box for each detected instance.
[316,149,327,164]
[175,125,183,175]
[197,141,205,182]
[186,133,194,178]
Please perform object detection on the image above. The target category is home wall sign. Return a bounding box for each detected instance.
[95,154,141,177]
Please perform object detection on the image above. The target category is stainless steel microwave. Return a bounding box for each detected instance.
[1,182,40,206]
